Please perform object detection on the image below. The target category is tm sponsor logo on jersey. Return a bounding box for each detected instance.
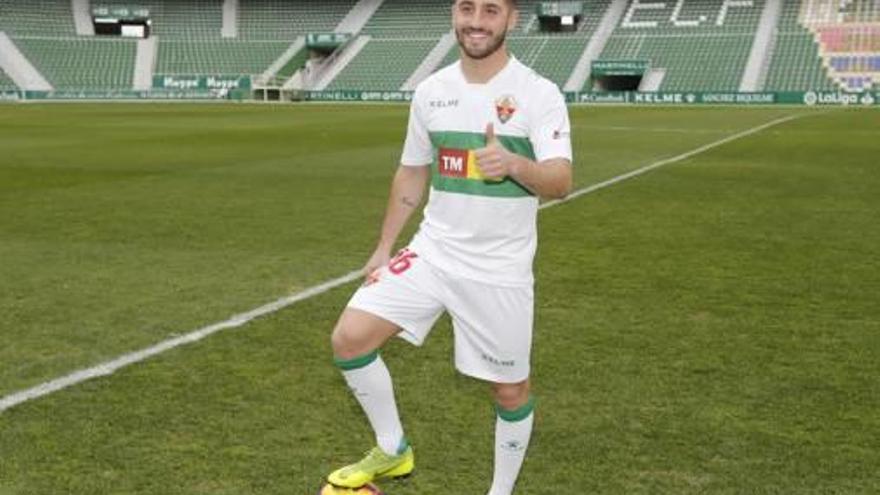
[438,148,500,181]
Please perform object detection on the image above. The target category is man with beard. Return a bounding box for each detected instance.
[326,0,572,493]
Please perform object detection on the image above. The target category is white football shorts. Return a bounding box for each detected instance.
[347,248,533,384]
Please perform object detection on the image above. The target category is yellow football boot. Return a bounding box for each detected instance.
[327,444,414,488]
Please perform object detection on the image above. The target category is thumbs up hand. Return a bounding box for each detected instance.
[474,123,516,181]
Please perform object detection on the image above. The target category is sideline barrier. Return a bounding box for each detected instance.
[2,90,877,106]
[304,90,878,106]
[1,89,248,101]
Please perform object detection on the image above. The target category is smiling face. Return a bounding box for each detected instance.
[452,0,518,61]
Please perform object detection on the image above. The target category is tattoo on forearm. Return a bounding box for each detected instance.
[400,196,418,208]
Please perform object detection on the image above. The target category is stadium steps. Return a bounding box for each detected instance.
[310,35,372,90]
[335,0,385,34]
[12,37,135,90]
[0,32,53,90]
[0,66,18,90]
[257,36,306,83]
[71,0,94,36]
[133,37,158,90]
[740,0,782,91]
[222,0,237,38]
[402,31,455,90]
[325,37,436,90]
[565,0,625,91]
[764,0,836,91]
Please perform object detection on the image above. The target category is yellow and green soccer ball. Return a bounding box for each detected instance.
[318,483,384,495]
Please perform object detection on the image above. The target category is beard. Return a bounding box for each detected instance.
[455,26,508,60]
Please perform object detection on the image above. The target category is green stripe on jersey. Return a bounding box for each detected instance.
[430,131,537,160]
[429,130,535,198]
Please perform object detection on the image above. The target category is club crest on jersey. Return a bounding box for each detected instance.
[495,95,517,124]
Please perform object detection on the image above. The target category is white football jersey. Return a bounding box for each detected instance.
[401,56,573,287]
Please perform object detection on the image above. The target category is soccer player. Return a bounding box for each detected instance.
[326,0,573,493]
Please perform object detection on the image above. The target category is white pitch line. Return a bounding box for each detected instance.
[0,112,808,414]
[540,112,806,210]
[0,271,362,412]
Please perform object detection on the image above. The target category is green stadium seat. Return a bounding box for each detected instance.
[437,0,613,87]
[596,0,766,91]
[12,37,136,90]
[96,0,224,39]
[238,0,357,40]
[0,0,77,36]
[156,40,290,75]
[360,0,453,37]
[326,38,438,90]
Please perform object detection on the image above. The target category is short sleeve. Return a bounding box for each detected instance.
[400,90,433,166]
[529,85,572,163]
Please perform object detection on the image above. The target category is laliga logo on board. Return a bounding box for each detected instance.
[495,95,517,124]
[861,93,875,106]
[804,91,819,105]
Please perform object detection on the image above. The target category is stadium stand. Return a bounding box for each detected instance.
[13,37,136,90]
[95,0,223,39]
[156,40,290,75]
[597,0,766,91]
[766,0,878,92]
[507,36,594,85]
[238,0,357,40]
[434,0,612,89]
[360,0,453,37]
[764,1,837,91]
[1,0,876,95]
[326,38,439,90]
[0,67,18,90]
[0,0,76,36]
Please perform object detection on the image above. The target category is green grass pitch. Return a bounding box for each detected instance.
[0,104,878,494]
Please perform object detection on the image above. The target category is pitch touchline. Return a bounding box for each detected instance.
[0,112,807,414]
[540,113,806,210]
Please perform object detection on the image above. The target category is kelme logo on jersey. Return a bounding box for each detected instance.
[495,95,517,124]
[438,147,491,180]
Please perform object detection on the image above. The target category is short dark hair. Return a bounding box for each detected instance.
[453,0,518,8]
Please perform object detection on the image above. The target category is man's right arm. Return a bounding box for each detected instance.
[363,165,431,276]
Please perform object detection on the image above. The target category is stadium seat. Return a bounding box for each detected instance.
[0,0,77,36]
[12,37,136,90]
[0,67,18,90]
[597,0,766,91]
[96,0,224,39]
[765,0,838,91]
[156,40,290,75]
[326,38,439,90]
[330,0,612,90]
[238,0,357,40]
